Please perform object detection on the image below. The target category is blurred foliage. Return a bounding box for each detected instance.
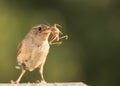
[0,0,120,86]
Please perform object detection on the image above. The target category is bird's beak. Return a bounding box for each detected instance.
[42,26,51,34]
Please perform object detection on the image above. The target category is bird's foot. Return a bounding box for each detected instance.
[36,80,46,83]
[10,80,19,84]
[36,80,40,83]
[41,80,46,83]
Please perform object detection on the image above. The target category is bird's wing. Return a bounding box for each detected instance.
[17,40,33,66]
[17,42,22,57]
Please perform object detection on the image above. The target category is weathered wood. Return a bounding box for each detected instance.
[0,82,88,86]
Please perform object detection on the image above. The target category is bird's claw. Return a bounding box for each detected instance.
[10,80,19,84]
[41,80,47,83]
[36,80,46,83]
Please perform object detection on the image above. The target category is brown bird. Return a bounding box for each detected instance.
[11,24,52,84]
[11,24,68,84]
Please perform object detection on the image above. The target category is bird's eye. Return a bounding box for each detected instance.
[38,27,42,31]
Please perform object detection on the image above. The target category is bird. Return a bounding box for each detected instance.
[11,24,52,83]
[11,24,68,84]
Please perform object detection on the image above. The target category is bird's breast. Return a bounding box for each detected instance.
[38,42,50,53]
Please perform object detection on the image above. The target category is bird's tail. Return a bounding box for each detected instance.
[15,66,21,69]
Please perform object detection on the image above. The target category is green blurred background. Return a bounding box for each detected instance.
[0,0,120,86]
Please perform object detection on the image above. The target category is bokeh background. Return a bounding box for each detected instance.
[0,0,120,86]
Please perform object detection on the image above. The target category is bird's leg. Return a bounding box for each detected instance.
[39,63,46,83]
[11,68,26,84]
[16,69,26,83]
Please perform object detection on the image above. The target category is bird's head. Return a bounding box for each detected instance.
[28,24,51,41]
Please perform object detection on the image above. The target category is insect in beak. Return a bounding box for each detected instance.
[49,24,68,45]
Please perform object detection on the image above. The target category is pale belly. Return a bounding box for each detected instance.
[17,43,50,71]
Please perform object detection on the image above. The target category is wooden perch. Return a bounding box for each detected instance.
[0,82,88,86]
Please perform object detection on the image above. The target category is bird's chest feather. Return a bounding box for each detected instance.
[37,43,49,53]
[31,40,50,59]
[31,37,50,53]
[23,41,50,70]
